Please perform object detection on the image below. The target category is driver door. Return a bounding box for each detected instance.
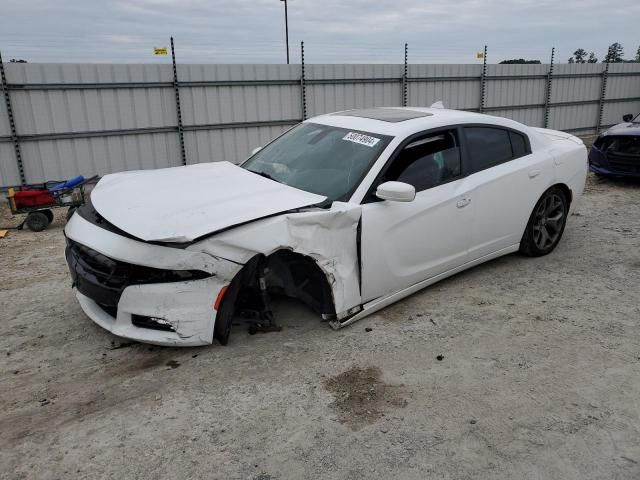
[360,128,474,302]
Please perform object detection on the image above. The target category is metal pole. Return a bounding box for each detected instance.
[300,41,307,120]
[543,47,555,128]
[596,60,609,135]
[0,50,26,185]
[170,37,187,166]
[479,45,488,113]
[402,43,408,107]
[281,0,290,64]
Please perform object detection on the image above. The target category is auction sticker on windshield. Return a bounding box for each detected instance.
[343,132,381,147]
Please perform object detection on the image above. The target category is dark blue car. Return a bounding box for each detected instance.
[589,113,640,177]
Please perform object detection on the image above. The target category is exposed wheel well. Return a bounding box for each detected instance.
[264,249,336,317]
[214,250,336,344]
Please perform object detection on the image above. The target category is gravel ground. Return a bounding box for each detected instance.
[1,173,639,480]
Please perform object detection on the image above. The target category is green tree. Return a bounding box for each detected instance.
[572,48,588,63]
[604,42,624,63]
[636,46,640,62]
[568,48,597,64]
[499,58,541,64]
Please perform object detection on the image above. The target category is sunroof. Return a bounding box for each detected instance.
[333,108,432,123]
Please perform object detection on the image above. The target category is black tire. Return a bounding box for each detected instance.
[41,209,54,223]
[66,207,76,222]
[214,287,236,346]
[25,211,50,232]
[520,186,569,257]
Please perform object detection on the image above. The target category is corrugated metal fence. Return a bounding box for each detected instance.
[1,61,639,188]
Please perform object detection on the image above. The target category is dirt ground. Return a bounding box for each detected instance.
[1,173,639,480]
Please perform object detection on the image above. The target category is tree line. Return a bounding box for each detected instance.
[500,43,640,64]
[568,43,640,64]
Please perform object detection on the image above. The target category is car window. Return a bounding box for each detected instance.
[464,127,514,172]
[382,130,461,192]
[509,131,528,158]
[242,123,393,202]
[464,126,531,173]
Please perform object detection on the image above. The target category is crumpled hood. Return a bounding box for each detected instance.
[603,122,640,137]
[91,161,326,243]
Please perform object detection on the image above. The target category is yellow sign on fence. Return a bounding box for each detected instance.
[154,47,168,56]
[476,52,484,60]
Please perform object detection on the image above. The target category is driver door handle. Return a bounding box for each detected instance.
[456,198,471,208]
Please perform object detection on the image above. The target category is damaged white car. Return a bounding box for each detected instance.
[65,106,587,346]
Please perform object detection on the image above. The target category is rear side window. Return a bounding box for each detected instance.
[464,127,530,173]
[509,131,528,158]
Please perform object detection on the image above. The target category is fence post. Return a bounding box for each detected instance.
[0,50,26,185]
[402,43,408,107]
[596,61,609,135]
[300,41,307,120]
[170,37,187,166]
[543,47,555,128]
[479,45,488,113]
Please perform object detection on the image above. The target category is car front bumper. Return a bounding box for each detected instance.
[589,145,640,177]
[65,213,240,346]
[73,275,225,347]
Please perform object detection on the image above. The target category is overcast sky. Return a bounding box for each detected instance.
[1,0,638,64]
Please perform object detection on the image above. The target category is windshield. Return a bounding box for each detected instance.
[242,123,393,201]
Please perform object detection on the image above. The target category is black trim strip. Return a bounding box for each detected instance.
[8,71,638,91]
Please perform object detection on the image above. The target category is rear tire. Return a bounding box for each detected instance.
[66,207,76,222]
[26,211,50,232]
[520,186,569,257]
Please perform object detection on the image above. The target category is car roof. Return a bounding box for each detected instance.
[309,106,535,139]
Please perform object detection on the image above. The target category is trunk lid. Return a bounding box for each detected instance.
[532,127,584,145]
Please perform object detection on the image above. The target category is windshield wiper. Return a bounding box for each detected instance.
[249,170,282,184]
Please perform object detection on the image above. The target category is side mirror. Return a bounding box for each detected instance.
[251,146,263,156]
[622,114,633,122]
[376,181,416,203]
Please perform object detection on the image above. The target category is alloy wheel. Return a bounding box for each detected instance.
[532,193,566,250]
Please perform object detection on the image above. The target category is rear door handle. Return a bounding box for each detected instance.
[456,198,471,208]
[528,169,541,178]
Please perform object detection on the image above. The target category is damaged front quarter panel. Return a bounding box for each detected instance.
[189,202,363,321]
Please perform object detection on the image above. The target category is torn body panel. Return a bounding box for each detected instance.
[65,213,229,275]
[191,202,363,318]
[65,213,242,346]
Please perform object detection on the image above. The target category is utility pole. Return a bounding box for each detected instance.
[281,0,290,64]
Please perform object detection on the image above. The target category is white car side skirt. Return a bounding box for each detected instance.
[330,243,520,329]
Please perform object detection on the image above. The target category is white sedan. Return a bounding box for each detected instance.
[65,106,587,346]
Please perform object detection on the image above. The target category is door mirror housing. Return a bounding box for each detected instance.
[251,146,263,156]
[622,114,633,122]
[376,181,416,202]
